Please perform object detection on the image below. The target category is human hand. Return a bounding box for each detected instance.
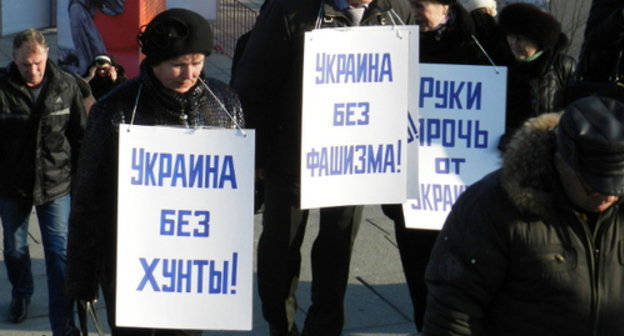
[109,66,118,81]
[85,65,97,82]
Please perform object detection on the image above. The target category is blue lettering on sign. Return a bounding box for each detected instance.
[130,148,237,189]
[333,102,370,126]
[410,183,467,212]
[407,113,418,144]
[136,253,239,294]
[160,209,210,237]
[315,52,393,84]
[305,140,402,177]
[418,118,488,149]
[435,157,466,174]
[419,77,482,110]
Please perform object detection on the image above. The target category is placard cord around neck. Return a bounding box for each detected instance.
[199,77,247,137]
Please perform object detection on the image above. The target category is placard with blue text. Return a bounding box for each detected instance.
[116,125,255,330]
[301,26,418,209]
[404,63,506,229]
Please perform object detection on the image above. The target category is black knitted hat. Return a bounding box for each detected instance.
[138,8,213,65]
[499,3,561,49]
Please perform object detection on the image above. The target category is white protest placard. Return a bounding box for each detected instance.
[404,63,506,230]
[116,125,255,330]
[300,26,418,209]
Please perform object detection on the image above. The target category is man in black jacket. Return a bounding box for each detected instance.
[566,0,624,103]
[0,28,86,335]
[423,96,624,336]
[232,1,414,335]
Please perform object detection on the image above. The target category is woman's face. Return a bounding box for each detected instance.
[506,34,539,61]
[410,0,449,32]
[152,53,205,94]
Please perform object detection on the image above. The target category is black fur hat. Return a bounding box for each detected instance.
[499,3,561,49]
[137,8,213,65]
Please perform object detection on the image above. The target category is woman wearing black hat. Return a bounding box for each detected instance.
[499,3,576,139]
[65,8,244,336]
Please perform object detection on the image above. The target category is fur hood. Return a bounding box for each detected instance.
[501,112,562,218]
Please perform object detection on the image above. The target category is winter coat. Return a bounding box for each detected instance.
[584,0,624,41]
[0,60,86,205]
[232,0,415,179]
[575,1,624,84]
[66,61,244,301]
[423,112,624,336]
[505,35,576,132]
[420,3,505,65]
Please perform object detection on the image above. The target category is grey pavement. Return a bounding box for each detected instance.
[0,29,417,336]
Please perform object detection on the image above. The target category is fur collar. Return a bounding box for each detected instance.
[501,112,562,218]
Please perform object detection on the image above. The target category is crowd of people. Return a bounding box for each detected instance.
[0,0,623,335]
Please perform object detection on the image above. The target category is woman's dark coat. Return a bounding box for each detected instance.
[66,62,244,306]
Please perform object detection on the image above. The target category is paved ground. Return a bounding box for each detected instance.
[0,25,418,336]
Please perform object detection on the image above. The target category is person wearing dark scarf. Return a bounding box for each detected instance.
[498,3,576,143]
[65,8,243,336]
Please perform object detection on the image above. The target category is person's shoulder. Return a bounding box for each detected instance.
[560,53,577,66]
[552,52,577,77]
[444,170,515,232]
[99,76,140,103]
[63,69,93,98]
[203,77,240,101]
[50,62,82,87]
[204,77,231,90]
[89,78,140,117]
[384,0,412,10]
[461,170,505,203]
[274,0,324,15]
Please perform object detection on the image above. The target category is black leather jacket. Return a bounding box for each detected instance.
[0,60,86,204]
[233,0,415,178]
[576,0,624,83]
[506,35,576,132]
[66,61,244,301]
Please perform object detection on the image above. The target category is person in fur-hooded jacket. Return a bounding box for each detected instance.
[422,96,624,336]
[499,3,576,139]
